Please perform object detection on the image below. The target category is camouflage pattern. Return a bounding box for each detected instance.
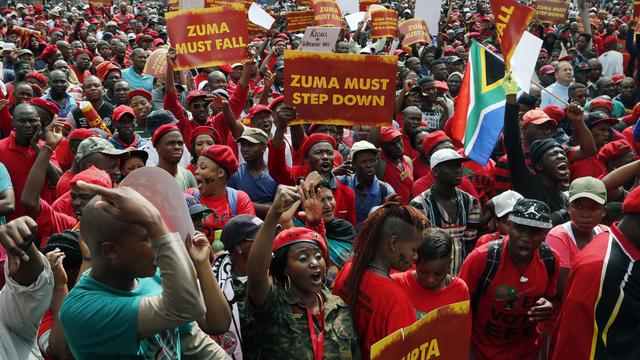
[240,284,361,359]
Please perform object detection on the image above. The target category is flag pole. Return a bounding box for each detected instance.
[473,41,570,107]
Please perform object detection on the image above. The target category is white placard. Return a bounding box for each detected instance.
[415,0,442,36]
[345,11,366,31]
[300,27,342,52]
[510,31,544,93]
[248,2,276,30]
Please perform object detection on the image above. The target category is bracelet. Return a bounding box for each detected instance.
[41,144,54,153]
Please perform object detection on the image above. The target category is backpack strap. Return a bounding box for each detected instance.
[477,240,503,297]
[379,181,388,204]
[537,242,556,281]
[375,158,387,180]
[226,187,238,216]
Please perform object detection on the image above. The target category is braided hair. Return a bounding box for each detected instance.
[41,230,82,271]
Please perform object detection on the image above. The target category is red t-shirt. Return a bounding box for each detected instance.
[545,221,609,269]
[333,262,417,359]
[185,188,255,241]
[381,153,413,205]
[401,130,420,161]
[552,224,640,360]
[56,170,75,200]
[53,138,74,173]
[36,199,78,247]
[475,232,503,249]
[462,157,496,206]
[52,191,77,219]
[569,155,607,181]
[459,237,560,360]
[392,270,470,317]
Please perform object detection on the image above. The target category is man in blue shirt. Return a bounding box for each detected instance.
[541,61,573,109]
[228,127,277,218]
[337,140,395,228]
[42,70,76,118]
[121,48,154,92]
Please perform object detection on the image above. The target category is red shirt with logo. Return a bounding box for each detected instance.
[392,270,470,317]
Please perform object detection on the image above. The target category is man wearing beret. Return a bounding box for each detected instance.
[599,34,623,78]
[553,186,640,359]
[152,124,196,191]
[461,198,558,360]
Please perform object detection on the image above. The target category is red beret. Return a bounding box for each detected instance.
[95,61,121,81]
[300,133,336,157]
[186,90,208,107]
[380,126,402,143]
[423,130,452,157]
[272,37,286,46]
[622,185,640,213]
[611,74,625,84]
[603,35,618,47]
[468,32,481,39]
[598,140,632,164]
[70,166,112,188]
[268,96,285,110]
[151,124,180,146]
[190,126,222,150]
[589,98,614,112]
[247,104,272,120]
[73,49,93,59]
[543,105,565,123]
[39,44,58,61]
[113,105,135,122]
[146,30,159,37]
[30,98,59,116]
[218,64,232,74]
[153,38,165,46]
[128,88,152,102]
[200,144,238,175]
[69,128,99,140]
[273,227,327,260]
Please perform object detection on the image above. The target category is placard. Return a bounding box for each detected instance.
[284,50,396,126]
[204,0,250,9]
[371,301,472,360]
[300,26,342,52]
[359,0,381,11]
[370,8,398,38]
[286,10,315,32]
[399,18,431,46]
[166,5,248,70]
[312,0,345,27]
[533,0,570,24]
[143,47,168,79]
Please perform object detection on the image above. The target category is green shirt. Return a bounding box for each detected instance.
[241,284,360,359]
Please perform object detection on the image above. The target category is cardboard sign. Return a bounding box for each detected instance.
[360,0,381,12]
[166,6,248,70]
[370,8,398,38]
[533,0,570,24]
[312,0,345,27]
[371,301,472,360]
[284,50,397,126]
[286,10,315,32]
[248,2,276,30]
[300,26,342,52]
[144,47,168,79]
[399,19,431,46]
[490,0,535,70]
[297,0,312,7]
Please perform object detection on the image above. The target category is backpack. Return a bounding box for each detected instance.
[473,239,556,308]
[193,187,238,215]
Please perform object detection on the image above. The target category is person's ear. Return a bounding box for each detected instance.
[217,167,226,179]
[101,241,117,261]
[534,162,543,172]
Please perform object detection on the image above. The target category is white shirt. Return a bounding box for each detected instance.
[599,50,624,78]
[0,254,53,360]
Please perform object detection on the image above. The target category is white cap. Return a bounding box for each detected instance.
[492,190,524,218]
[2,42,16,52]
[430,148,467,170]
[350,140,379,159]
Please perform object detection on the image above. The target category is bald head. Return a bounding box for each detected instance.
[81,196,139,255]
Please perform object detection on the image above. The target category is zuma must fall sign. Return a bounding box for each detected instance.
[284,50,396,126]
[166,5,248,70]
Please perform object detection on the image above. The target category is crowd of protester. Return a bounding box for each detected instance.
[1,0,640,359]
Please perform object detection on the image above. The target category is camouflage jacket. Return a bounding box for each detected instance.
[240,284,361,359]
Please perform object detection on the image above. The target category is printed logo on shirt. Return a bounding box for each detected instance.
[484,284,540,340]
[495,284,518,310]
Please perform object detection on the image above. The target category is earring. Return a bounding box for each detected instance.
[285,275,291,292]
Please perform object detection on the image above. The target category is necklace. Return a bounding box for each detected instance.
[368,263,391,278]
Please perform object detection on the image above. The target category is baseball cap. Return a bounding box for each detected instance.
[220,214,263,250]
[238,127,269,144]
[583,111,617,128]
[272,61,284,71]
[75,137,129,162]
[247,104,272,120]
[569,176,607,205]
[492,190,524,218]
[350,140,379,159]
[508,198,552,229]
[521,109,557,128]
[18,49,33,57]
[539,65,555,75]
[380,126,402,143]
[430,148,468,170]
[184,194,209,215]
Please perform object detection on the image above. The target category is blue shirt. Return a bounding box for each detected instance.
[228,162,277,203]
[60,270,191,359]
[41,92,77,118]
[0,163,12,225]
[540,82,570,109]
[337,175,395,227]
[121,67,155,92]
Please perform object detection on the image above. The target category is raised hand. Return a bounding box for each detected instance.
[271,185,301,215]
[43,118,66,149]
[298,180,323,226]
[185,231,211,266]
[46,248,67,286]
[0,216,38,273]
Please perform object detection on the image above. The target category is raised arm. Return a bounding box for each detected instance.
[502,74,530,185]
[602,158,640,201]
[565,104,597,161]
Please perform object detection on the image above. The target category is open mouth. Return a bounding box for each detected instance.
[556,162,569,178]
[310,271,323,284]
[517,244,532,258]
[320,161,331,171]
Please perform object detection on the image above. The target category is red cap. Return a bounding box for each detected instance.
[272,37,286,46]
[253,85,266,97]
[189,126,222,150]
[611,74,625,84]
[268,96,285,110]
[72,49,92,59]
[70,165,112,188]
[435,80,449,94]
[539,65,555,75]
[200,144,238,175]
[218,64,232,74]
[622,185,640,213]
[589,98,614,112]
[113,105,135,122]
[153,38,165,46]
[598,140,632,164]
[128,88,152,102]
[272,227,327,259]
[380,126,402,143]
[557,55,573,62]
[300,133,336,157]
[95,61,121,81]
[423,130,452,157]
[521,109,557,128]
[247,104,272,120]
[39,44,58,61]
[542,105,565,123]
[151,124,180,146]
[69,128,98,140]
[186,90,208,107]
[30,98,59,116]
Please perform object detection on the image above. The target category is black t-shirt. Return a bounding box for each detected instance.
[69,101,115,133]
